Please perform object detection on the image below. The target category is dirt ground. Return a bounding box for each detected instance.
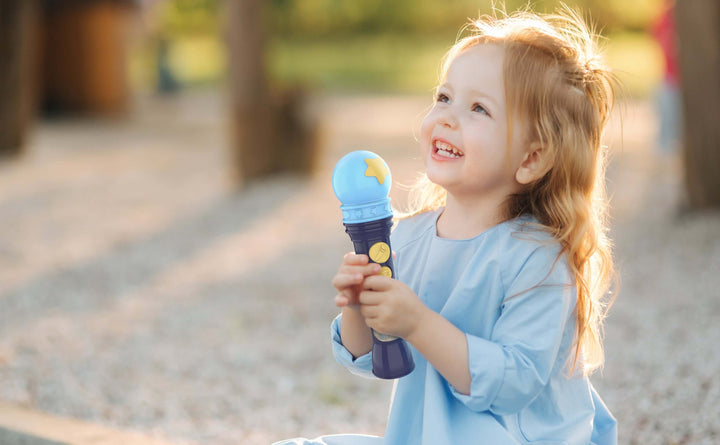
[0,91,718,444]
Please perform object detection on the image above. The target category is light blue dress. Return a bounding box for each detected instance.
[277,210,616,445]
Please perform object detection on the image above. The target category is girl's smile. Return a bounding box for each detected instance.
[432,138,464,160]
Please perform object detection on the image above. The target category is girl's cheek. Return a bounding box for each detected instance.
[419,116,434,155]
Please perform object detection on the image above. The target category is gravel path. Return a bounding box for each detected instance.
[0,92,718,444]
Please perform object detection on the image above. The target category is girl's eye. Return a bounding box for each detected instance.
[436,93,450,104]
[472,103,489,115]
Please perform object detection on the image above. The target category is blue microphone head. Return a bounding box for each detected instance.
[332,150,393,224]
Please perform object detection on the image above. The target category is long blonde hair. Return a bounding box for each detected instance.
[406,7,617,375]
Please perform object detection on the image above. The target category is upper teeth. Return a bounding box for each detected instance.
[435,141,462,158]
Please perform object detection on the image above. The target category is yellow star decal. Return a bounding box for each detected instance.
[364,157,389,185]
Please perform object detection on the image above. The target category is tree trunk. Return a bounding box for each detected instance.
[0,0,40,158]
[675,0,720,209]
[226,0,274,183]
[226,0,317,185]
[42,1,132,116]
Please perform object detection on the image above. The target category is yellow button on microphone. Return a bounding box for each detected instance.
[369,242,391,264]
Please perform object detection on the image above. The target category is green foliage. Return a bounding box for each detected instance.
[583,0,665,32]
[158,0,221,38]
[153,0,665,39]
[267,0,665,38]
[269,0,538,38]
[138,0,666,95]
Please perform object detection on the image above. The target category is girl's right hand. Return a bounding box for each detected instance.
[332,253,381,307]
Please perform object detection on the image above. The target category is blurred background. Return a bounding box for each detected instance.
[1,0,719,444]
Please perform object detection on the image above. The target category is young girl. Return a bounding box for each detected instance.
[279,8,618,445]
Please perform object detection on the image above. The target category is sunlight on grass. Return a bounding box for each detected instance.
[268,34,453,93]
[605,32,664,98]
[128,35,226,92]
[169,35,226,85]
[128,31,663,98]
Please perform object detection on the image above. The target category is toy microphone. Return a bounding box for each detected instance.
[331,150,415,379]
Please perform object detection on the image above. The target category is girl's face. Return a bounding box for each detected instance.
[420,44,528,201]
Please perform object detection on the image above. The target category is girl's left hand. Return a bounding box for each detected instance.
[358,275,428,339]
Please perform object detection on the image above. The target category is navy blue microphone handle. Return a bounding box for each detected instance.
[344,216,415,379]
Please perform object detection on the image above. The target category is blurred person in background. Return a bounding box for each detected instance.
[652,0,682,155]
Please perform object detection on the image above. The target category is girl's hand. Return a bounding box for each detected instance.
[358,275,428,339]
[332,253,381,307]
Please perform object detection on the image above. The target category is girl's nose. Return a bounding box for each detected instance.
[438,109,457,129]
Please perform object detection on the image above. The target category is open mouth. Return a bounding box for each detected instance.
[433,140,464,159]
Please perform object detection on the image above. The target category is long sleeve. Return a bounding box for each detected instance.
[449,247,576,415]
[330,314,375,379]
[378,214,606,444]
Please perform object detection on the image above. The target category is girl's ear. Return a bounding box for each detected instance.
[515,142,550,185]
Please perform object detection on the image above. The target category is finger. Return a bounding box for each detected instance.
[334,294,349,307]
[358,289,382,306]
[362,274,392,291]
[343,253,369,265]
[339,262,381,277]
[360,303,380,319]
[392,250,396,260]
[332,272,363,290]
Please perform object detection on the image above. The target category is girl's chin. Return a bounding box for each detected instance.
[425,169,458,189]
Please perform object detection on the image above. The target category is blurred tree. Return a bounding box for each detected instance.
[0,0,40,158]
[226,0,270,180]
[675,0,720,208]
[226,0,316,183]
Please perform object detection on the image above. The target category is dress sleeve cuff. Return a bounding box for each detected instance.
[449,333,505,412]
[331,314,375,379]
